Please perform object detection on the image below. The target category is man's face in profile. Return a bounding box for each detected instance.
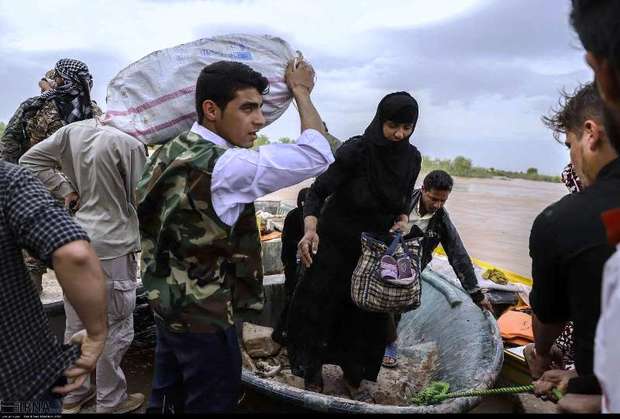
[215,88,266,149]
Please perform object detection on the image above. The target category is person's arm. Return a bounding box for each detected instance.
[5,166,107,394]
[119,139,148,208]
[529,315,565,379]
[19,127,77,203]
[298,140,359,267]
[285,59,325,135]
[280,209,300,266]
[439,211,490,309]
[0,99,35,163]
[393,151,422,233]
[51,240,107,394]
[528,209,570,375]
[404,151,422,214]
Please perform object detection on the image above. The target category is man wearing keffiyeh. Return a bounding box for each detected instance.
[0,58,102,297]
[26,58,102,146]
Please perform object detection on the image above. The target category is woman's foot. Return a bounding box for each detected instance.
[382,342,398,368]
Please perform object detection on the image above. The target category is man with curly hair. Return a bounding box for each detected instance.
[528,82,618,412]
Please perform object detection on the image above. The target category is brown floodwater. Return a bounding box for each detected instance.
[260,176,567,278]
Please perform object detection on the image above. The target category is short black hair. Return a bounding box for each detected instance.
[423,170,453,192]
[571,0,620,72]
[541,82,604,142]
[195,61,269,123]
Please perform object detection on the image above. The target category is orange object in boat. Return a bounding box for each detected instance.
[497,310,534,344]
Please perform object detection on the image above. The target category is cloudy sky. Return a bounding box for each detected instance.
[0,0,592,175]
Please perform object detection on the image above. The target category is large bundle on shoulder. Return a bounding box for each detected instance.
[102,34,295,144]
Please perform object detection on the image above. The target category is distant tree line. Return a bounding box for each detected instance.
[0,122,559,183]
[421,155,561,183]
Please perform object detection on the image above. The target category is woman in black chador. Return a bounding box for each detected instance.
[286,92,422,402]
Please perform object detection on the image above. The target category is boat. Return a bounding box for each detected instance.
[241,269,504,414]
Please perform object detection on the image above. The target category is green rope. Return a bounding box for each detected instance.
[409,382,563,406]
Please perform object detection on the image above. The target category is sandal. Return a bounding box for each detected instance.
[380,255,398,280]
[396,256,415,284]
[382,342,399,368]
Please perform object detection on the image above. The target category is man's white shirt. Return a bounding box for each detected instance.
[190,122,334,226]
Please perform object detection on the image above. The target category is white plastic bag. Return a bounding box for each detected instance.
[102,34,295,144]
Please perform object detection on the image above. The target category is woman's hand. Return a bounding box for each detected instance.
[390,214,409,233]
[298,216,319,268]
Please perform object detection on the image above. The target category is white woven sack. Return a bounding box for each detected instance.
[102,34,295,144]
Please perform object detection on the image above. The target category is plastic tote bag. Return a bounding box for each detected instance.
[102,34,296,144]
[351,232,423,313]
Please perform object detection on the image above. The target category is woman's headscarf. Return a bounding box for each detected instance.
[26,58,94,124]
[361,91,420,213]
[561,162,583,193]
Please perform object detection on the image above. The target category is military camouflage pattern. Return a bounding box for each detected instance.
[0,97,39,163]
[137,130,264,333]
[25,100,66,147]
[0,98,102,163]
[26,100,103,147]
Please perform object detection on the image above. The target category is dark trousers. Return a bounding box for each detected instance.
[387,313,402,344]
[147,321,242,414]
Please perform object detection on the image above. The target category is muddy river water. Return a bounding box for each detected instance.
[261,175,567,278]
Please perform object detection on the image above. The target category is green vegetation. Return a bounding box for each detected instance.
[421,155,561,183]
[251,135,294,149]
[251,134,270,148]
[0,121,5,138]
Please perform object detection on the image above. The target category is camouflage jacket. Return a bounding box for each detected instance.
[0,97,38,163]
[137,130,264,333]
[0,99,102,163]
